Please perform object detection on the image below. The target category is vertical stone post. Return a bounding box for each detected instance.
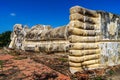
[68,6,101,73]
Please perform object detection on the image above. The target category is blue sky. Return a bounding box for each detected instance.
[0,0,120,33]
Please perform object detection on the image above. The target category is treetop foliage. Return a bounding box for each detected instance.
[0,31,12,47]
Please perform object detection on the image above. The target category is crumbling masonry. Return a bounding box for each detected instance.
[9,6,120,73]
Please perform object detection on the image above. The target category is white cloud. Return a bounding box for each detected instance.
[10,13,16,16]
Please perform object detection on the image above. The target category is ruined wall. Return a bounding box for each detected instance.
[98,11,120,67]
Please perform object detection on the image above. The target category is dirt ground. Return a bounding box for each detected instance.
[0,48,120,80]
[0,49,71,80]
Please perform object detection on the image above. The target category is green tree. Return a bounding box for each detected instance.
[0,31,12,47]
